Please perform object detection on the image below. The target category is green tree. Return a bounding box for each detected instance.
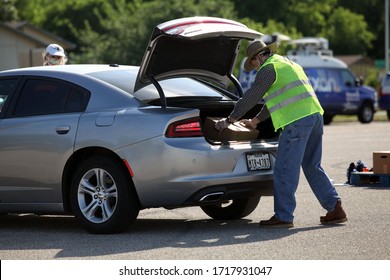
[321,7,375,55]
[0,0,19,21]
[232,0,337,36]
[71,0,238,64]
[15,0,107,47]
[338,0,386,58]
[15,0,52,24]
[232,0,375,56]
[231,0,289,24]
[284,0,337,36]
[12,0,382,62]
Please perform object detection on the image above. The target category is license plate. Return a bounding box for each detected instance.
[246,152,271,171]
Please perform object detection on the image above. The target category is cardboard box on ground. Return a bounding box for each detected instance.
[373,151,390,174]
[203,117,259,142]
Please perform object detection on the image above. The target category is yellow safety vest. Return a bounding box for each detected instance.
[261,54,324,131]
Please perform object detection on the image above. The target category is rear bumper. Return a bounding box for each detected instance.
[118,134,277,208]
[182,178,274,206]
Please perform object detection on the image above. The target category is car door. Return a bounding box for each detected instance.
[0,77,89,205]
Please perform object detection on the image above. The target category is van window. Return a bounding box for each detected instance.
[325,69,342,92]
[305,68,341,93]
[340,69,356,88]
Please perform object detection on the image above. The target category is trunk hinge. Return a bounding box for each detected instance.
[149,75,167,108]
[228,73,244,98]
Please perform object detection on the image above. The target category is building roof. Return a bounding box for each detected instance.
[335,55,374,67]
[1,21,76,50]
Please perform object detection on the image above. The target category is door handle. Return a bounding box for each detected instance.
[56,125,70,135]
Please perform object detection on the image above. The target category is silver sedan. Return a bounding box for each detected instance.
[0,17,278,233]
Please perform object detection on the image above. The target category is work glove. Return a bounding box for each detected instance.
[240,119,256,129]
[214,118,230,131]
[240,118,259,129]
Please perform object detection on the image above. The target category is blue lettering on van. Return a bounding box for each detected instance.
[308,76,341,93]
[346,90,360,102]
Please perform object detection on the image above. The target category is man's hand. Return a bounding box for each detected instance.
[214,118,230,131]
[240,118,259,129]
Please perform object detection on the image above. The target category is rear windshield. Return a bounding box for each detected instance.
[88,69,227,102]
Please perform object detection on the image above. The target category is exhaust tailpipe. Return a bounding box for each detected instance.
[199,192,225,203]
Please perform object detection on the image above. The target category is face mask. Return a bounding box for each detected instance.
[48,58,63,65]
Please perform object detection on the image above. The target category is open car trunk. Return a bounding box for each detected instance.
[199,104,279,143]
[135,17,278,143]
[148,95,279,143]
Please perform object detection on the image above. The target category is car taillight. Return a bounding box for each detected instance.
[379,86,383,97]
[166,117,203,138]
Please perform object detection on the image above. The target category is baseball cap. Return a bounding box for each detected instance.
[46,44,65,57]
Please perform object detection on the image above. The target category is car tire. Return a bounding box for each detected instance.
[387,110,390,121]
[70,155,140,234]
[358,102,374,123]
[200,196,260,220]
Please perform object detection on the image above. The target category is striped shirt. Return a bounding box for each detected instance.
[229,63,275,123]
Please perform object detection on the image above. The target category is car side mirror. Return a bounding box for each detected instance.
[355,76,364,86]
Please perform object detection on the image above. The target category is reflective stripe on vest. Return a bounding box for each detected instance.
[264,80,316,113]
[261,54,323,131]
[263,79,311,103]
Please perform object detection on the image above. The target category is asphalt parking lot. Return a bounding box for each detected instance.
[0,118,389,260]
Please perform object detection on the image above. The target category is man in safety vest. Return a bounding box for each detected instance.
[215,39,347,228]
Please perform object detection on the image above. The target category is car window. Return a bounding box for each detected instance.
[340,69,356,88]
[132,78,228,104]
[326,69,342,92]
[0,79,18,113]
[383,74,390,87]
[13,79,89,117]
[89,69,227,101]
[88,69,137,95]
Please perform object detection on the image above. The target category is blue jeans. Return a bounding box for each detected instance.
[273,113,340,222]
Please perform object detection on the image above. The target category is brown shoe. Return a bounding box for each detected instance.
[259,215,294,228]
[320,200,348,224]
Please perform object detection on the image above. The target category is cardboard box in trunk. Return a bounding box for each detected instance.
[373,151,390,174]
[204,117,259,142]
